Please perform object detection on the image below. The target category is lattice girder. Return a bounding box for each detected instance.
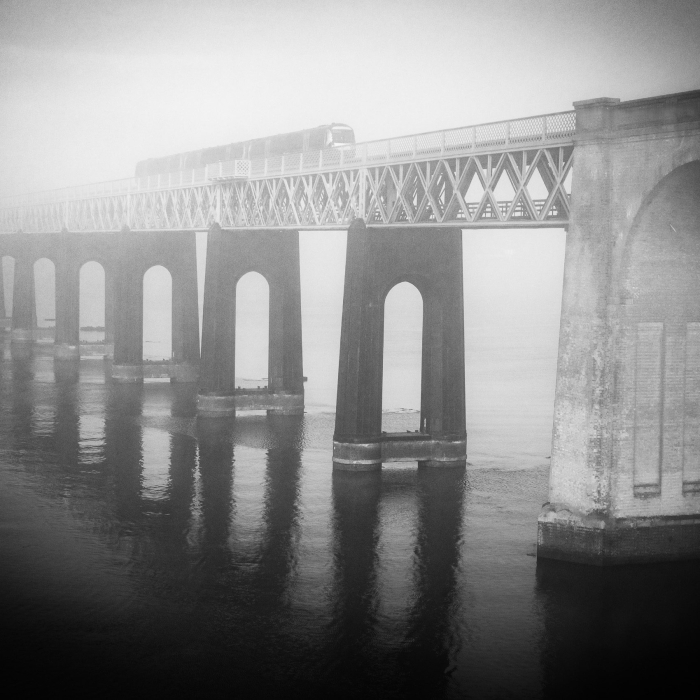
[2,146,573,233]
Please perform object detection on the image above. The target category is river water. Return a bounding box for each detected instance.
[1,231,699,697]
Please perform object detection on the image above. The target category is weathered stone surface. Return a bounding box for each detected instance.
[540,90,700,564]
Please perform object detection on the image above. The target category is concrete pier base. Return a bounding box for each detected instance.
[538,505,700,565]
[111,363,143,383]
[111,362,199,383]
[53,343,80,360]
[333,433,467,470]
[10,329,34,343]
[197,391,304,417]
[79,342,113,358]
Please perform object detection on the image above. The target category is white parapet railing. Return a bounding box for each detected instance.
[0,111,575,209]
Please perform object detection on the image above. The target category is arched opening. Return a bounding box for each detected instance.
[235,271,269,390]
[79,261,105,348]
[1,256,14,330]
[621,160,700,490]
[34,258,55,342]
[143,265,172,361]
[382,281,423,432]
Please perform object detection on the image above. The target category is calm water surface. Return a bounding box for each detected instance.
[1,341,698,698]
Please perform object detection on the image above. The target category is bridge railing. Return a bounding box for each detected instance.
[0,111,575,209]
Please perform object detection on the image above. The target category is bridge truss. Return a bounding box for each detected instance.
[0,111,575,233]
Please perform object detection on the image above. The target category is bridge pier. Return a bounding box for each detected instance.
[332,220,466,470]
[197,225,304,417]
[104,271,115,358]
[0,258,8,333]
[112,228,199,383]
[54,231,80,360]
[11,250,36,343]
[539,91,700,565]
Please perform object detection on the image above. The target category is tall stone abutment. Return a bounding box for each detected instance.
[197,226,304,417]
[539,90,700,564]
[333,220,466,470]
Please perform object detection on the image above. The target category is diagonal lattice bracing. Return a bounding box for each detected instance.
[1,110,575,233]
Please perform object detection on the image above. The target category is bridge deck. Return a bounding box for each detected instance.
[0,111,575,232]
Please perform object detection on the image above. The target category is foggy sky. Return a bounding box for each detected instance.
[0,0,698,413]
[1,0,699,196]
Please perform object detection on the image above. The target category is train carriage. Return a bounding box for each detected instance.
[135,123,354,177]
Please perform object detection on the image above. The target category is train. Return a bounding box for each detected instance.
[135,123,355,177]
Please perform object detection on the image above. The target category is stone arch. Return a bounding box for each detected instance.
[198,227,303,416]
[234,270,270,389]
[142,264,173,361]
[79,260,106,333]
[381,279,424,429]
[616,159,700,500]
[621,160,700,316]
[112,229,199,381]
[333,221,466,468]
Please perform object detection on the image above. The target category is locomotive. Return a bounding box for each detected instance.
[135,123,355,177]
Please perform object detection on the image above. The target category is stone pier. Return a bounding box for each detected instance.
[11,249,37,343]
[112,228,199,383]
[333,220,466,470]
[539,90,700,564]
[197,225,304,417]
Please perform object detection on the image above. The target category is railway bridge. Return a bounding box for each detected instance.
[1,89,699,565]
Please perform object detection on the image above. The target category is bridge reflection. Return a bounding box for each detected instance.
[328,466,466,695]
[0,354,471,694]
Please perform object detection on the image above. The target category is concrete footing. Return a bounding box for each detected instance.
[53,343,80,360]
[197,391,304,417]
[11,329,34,343]
[79,342,113,358]
[537,504,700,565]
[332,433,467,470]
[111,362,199,383]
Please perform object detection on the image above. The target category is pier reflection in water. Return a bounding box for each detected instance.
[1,348,699,697]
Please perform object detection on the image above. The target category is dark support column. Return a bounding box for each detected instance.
[54,231,80,360]
[112,227,144,382]
[0,256,10,334]
[199,224,235,401]
[197,227,304,417]
[0,258,5,318]
[11,252,36,343]
[333,220,466,470]
[170,231,200,381]
[268,230,304,408]
[104,267,115,358]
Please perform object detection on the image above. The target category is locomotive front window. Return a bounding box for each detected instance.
[330,127,355,145]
